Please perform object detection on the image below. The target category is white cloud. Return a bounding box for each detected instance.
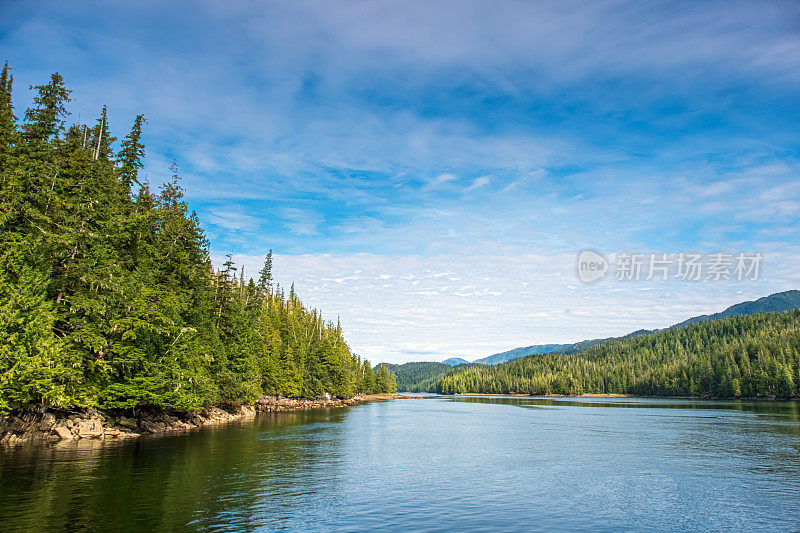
[278,208,323,236]
[214,250,800,364]
[426,173,458,189]
[467,175,491,191]
[7,0,800,365]
[205,208,261,231]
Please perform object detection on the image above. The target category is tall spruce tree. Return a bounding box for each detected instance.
[376,363,397,393]
[90,105,115,161]
[0,61,16,172]
[258,250,273,293]
[117,114,146,189]
[22,73,70,144]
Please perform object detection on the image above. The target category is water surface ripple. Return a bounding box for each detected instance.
[2,395,799,532]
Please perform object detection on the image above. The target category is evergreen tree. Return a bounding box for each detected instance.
[22,73,70,144]
[437,311,800,399]
[376,363,397,393]
[90,105,115,161]
[0,61,16,172]
[257,250,273,293]
[0,66,374,413]
[360,359,376,393]
[117,114,146,189]
[0,247,82,409]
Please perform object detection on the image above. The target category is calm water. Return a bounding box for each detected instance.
[2,395,800,532]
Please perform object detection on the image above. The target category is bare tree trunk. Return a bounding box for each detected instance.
[94,114,104,160]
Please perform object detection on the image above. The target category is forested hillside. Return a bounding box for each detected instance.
[382,361,479,392]
[0,66,395,413]
[494,290,800,360]
[437,311,800,398]
[381,362,454,392]
[669,290,800,329]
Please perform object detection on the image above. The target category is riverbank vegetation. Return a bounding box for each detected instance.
[0,66,396,414]
[437,311,800,398]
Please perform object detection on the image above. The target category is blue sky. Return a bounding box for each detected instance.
[3,0,800,362]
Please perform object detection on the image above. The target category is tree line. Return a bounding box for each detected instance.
[437,311,800,398]
[382,361,478,392]
[0,65,396,413]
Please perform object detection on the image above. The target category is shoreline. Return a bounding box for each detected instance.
[446,392,798,400]
[0,394,410,447]
[453,392,632,398]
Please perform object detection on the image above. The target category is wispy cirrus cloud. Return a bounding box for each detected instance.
[278,208,323,237]
[3,0,800,361]
[466,176,491,191]
[218,250,800,364]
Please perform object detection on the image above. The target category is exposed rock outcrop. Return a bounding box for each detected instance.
[0,394,408,446]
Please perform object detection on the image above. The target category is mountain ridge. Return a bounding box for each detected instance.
[382,290,800,392]
[442,358,470,366]
[669,290,800,330]
[472,344,571,365]
[487,290,800,361]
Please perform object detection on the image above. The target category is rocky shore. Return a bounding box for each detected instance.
[0,394,408,446]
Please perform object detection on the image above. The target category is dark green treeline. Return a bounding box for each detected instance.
[0,66,395,412]
[381,361,475,392]
[438,311,800,398]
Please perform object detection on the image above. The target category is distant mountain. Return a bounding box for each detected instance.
[469,290,800,363]
[551,330,652,356]
[442,357,470,366]
[379,362,459,392]
[669,290,800,329]
[550,289,800,357]
[472,344,570,365]
[437,310,800,397]
[388,290,800,392]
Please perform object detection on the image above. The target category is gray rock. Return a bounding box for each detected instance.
[39,413,56,431]
[9,417,26,431]
[138,420,165,434]
[117,416,137,429]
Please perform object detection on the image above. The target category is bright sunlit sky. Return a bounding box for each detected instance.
[3,1,800,363]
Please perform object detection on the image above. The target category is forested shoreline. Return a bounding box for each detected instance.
[381,361,466,392]
[437,311,800,398]
[0,65,395,415]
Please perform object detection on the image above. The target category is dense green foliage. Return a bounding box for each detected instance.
[486,290,800,361]
[437,311,800,398]
[0,66,394,412]
[669,289,800,329]
[382,362,476,392]
[374,363,398,394]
